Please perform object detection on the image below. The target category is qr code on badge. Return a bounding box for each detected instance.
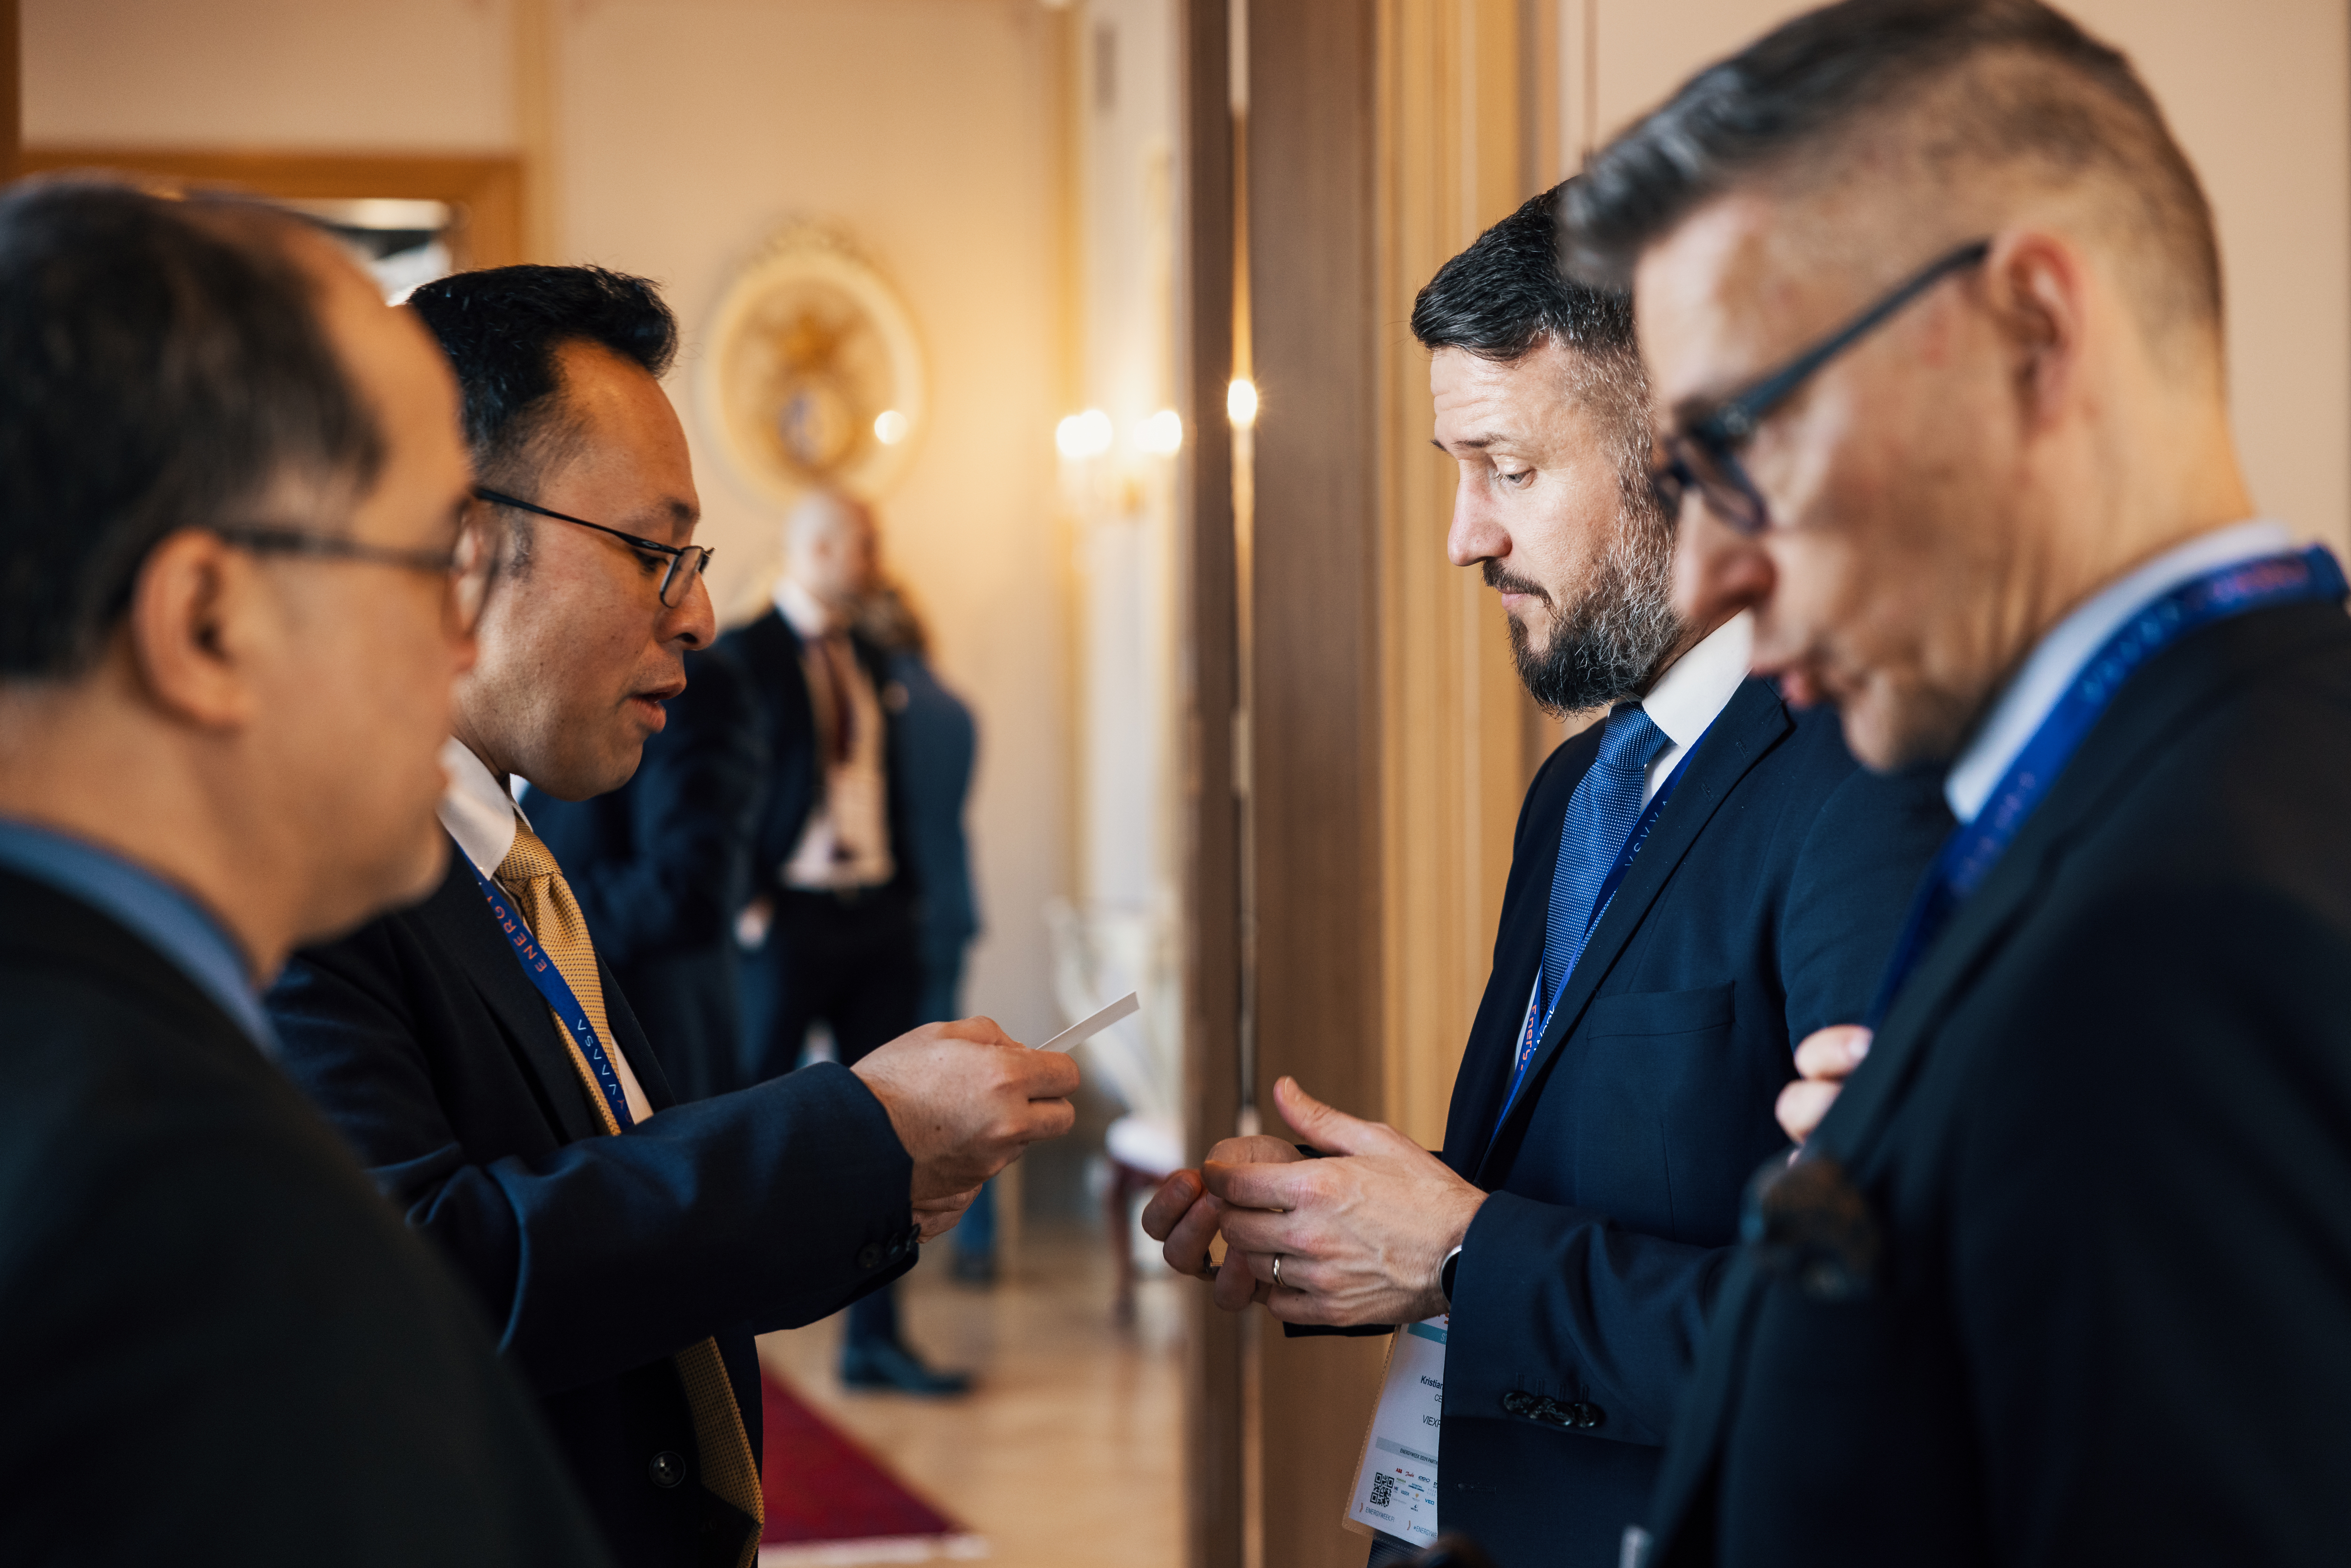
[1370,1473,1395,1509]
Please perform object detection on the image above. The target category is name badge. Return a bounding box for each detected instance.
[1342,1316,1447,1551]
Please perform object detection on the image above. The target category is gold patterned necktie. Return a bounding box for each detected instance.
[495,819,767,1563]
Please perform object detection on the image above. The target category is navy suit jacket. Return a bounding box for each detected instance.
[885,648,980,969]
[1641,601,2351,1568]
[268,851,922,1568]
[1430,678,1949,1568]
[526,645,766,1100]
[3,868,613,1567]
[721,608,914,900]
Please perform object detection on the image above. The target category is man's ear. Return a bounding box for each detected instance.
[1986,230,2088,433]
[124,528,268,731]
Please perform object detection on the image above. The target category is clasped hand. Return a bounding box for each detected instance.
[1139,1076,1486,1326]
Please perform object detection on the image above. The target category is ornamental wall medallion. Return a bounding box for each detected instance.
[699,222,926,503]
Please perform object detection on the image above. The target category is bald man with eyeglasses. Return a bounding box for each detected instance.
[267,265,1080,1568]
[0,178,614,1566]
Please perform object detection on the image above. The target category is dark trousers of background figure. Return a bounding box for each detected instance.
[741,887,921,1355]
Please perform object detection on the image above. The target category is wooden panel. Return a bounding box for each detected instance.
[1187,3,1535,1559]
[1175,3,1247,1566]
[0,0,19,183]
[15,147,524,269]
[1246,4,1392,1566]
[1375,0,1541,1149]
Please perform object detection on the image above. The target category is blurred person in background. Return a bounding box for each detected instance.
[0,177,610,1566]
[727,489,973,1393]
[857,576,994,1285]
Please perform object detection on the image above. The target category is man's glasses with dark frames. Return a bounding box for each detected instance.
[472,485,714,607]
[1651,238,1993,535]
[212,524,494,636]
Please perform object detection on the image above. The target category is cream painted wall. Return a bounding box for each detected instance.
[1070,0,1177,914]
[560,0,1071,1034]
[24,0,513,149]
[24,0,1073,1035]
[1558,0,2351,551]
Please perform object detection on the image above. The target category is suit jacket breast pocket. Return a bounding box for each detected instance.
[1565,983,1739,1243]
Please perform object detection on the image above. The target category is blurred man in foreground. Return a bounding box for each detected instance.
[268,268,1076,1566]
[1144,187,1946,1567]
[1566,0,2351,1561]
[0,179,608,1565]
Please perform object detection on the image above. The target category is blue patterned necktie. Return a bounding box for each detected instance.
[1541,703,1672,1013]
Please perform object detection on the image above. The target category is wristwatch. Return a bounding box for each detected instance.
[1439,1245,1463,1308]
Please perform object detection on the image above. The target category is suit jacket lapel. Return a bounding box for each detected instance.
[1648,603,2351,1560]
[425,852,607,1145]
[597,959,678,1114]
[1815,600,2351,1176]
[1475,678,1793,1184]
[1440,734,1595,1172]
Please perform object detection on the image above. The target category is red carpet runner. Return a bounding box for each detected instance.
[758,1371,984,1564]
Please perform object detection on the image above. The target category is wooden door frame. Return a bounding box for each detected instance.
[1176,1,1247,1564]
[1180,2,1537,1563]
[15,148,525,269]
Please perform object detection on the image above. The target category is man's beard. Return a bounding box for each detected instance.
[1491,512,1684,716]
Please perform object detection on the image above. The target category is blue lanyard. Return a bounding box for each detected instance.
[1495,730,1705,1133]
[467,860,637,1131]
[1867,544,2347,1026]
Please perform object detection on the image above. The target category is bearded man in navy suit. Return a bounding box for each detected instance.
[1145,186,1950,1568]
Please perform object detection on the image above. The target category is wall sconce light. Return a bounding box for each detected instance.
[873,409,910,446]
[1057,408,1115,459]
[1137,408,1184,455]
[1226,378,1258,429]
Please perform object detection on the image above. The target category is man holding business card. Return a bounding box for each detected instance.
[268,264,1078,1568]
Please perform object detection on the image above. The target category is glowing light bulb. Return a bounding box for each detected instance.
[873,409,909,445]
[1138,408,1184,455]
[1226,378,1258,428]
[1056,408,1114,459]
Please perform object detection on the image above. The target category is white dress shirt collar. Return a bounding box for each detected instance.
[438,736,530,876]
[1632,611,1754,806]
[1943,518,2293,825]
[1641,611,1753,749]
[774,576,840,641]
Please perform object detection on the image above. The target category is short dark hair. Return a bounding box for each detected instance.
[1564,0,2220,341]
[406,264,678,489]
[0,176,385,679]
[1414,182,1657,526]
[1412,183,1640,366]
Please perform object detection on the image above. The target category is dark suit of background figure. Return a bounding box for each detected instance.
[1416,679,1949,1568]
[883,645,992,1269]
[889,647,980,1026]
[268,853,923,1568]
[3,865,613,1568]
[526,646,765,1103]
[726,607,920,1086]
[1642,605,2351,1568]
[722,605,924,1363]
